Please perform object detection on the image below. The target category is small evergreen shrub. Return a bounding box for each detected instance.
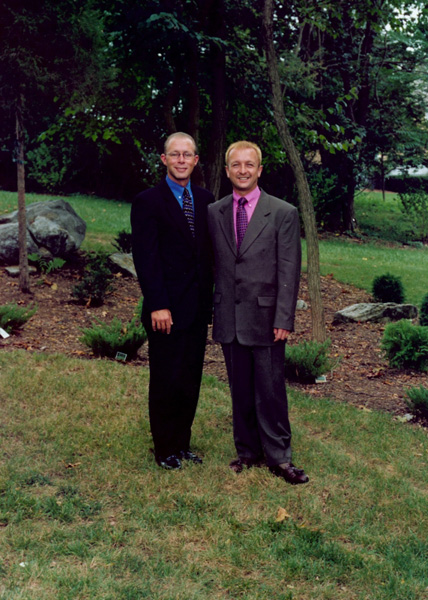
[72,252,113,306]
[285,338,338,382]
[381,320,428,371]
[112,230,132,254]
[371,273,405,303]
[0,303,37,333]
[405,385,428,420]
[420,293,428,327]
[80,315,147,359]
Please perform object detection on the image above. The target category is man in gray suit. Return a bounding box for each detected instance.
[207,140,308,485]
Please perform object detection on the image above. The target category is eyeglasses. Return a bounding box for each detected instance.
[166,152,196,160]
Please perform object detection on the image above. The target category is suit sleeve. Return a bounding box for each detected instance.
[274,206,301,331]
[131,192,170,312]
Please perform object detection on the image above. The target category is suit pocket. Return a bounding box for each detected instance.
[214,292,222,304]
[258,296,276,307]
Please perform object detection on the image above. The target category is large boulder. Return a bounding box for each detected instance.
[0,199,86,265]
[333,302,418,324]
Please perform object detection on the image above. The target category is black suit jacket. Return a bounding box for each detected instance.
[131,179,214,330]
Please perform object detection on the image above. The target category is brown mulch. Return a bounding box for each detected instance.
[1,261,426,425]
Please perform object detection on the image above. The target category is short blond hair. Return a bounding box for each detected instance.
[164,132,198,154]
[225,141,262,166]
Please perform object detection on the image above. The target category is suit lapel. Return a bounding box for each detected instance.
[218,195,237,256]
[238,191,271,255]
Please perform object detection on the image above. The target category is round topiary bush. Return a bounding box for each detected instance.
[371,273,405,303]
[420,293,428,327]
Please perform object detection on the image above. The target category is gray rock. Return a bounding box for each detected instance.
[0,199,86,265]
[296,299,308,310]
[109,252,137,278]
[333,302,418,324]
[5,265,38,277]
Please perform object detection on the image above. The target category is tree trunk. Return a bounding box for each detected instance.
[16,95,30,293]
[263,0,326,342]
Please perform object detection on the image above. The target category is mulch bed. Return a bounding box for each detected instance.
[1,261,427,426]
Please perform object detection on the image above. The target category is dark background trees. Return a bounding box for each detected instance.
[1,0,427,233]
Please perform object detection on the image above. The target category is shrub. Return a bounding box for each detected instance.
[72,252,113,306]
[405,385,428,420]
[420,293,428,327]
[285,339,338,382]
[0,303,37,333]
[371,273,405,303]
[28,253,66,274]
[381,320,428,371]
[80,315,147,360]
[112,230,132,254]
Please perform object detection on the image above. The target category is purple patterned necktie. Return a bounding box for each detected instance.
[182,188,195,237]
[236,197,248,249]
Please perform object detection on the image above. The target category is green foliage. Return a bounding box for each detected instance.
[285,339,338,382]
[26,143,73,193]
[112,229,132,254]
[405,385,428,420]
[420,293,428,327]
[0,303,37,333]
[80,315,147,360]
[28,253,66,274]
[399,190,428,242]
[72,252,113,306]
[381,320,428,371]
[371,273,405,303]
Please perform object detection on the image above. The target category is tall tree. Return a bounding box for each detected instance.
[263,0,326,342]
[0,0,109,290]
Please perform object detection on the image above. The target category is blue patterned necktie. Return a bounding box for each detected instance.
[236,197,248,249]
[182,188,195,237]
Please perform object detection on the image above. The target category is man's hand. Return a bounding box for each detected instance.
[274,328,290,342]
[151,309,173,334]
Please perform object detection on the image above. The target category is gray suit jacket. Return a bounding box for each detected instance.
[207,189,301,346]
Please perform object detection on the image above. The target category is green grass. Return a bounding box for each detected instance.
[0,191,131,252]
[1,350,427,599]
[354,190,413,243]
[303,238,428,306]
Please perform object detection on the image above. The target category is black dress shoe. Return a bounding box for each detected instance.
[269,463,309,485]
[229,457,264,474]
[156,454,182,470]
[179,450,203,464]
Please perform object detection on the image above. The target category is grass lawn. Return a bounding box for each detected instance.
[1,350,427,600]
[302,238,428,306]
[0,191,131,253]
[354,190,412,243]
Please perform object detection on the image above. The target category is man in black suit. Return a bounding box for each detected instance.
[131,132,214,470]
[207,140,308,485]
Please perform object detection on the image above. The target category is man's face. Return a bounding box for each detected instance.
[226,148,263,195]
[161,137,199,186]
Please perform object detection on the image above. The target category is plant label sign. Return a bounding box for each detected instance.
[0,328,10,339]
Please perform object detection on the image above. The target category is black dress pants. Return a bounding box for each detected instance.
[222,338,292,467]
[145,316,208,459]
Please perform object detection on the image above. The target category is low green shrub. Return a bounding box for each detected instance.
[72,252,113,306]
[0,303,37,333]
[371,273,405,303]
[80,315,147,360]
[28,253,66,274]
[285,338,338,382]
[405,385,428,420]
[381,320,428,371]
[420,293,428,327]
[112,230,132,254]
